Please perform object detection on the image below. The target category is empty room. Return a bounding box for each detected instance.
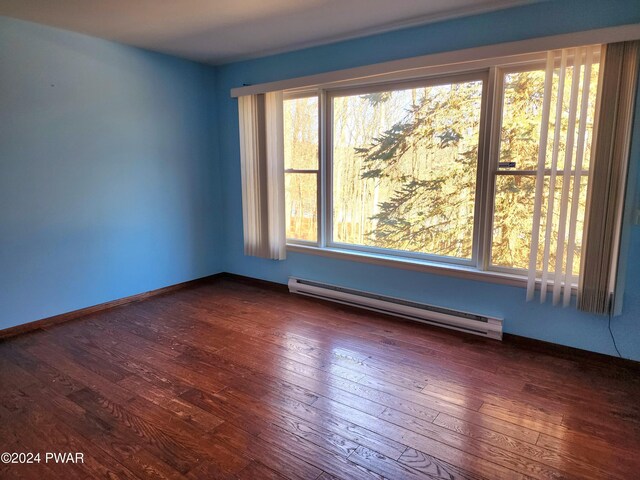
[2,0,640,478]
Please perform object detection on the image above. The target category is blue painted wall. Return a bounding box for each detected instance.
[216,0,640,360]
[0,17,223,330]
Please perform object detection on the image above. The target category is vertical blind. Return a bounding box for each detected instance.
[579,41,640,314]
[526,46,600,306]
[238,92,286,260]
[527,41,640,313]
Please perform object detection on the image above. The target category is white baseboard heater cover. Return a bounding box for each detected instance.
[288,277,503,340]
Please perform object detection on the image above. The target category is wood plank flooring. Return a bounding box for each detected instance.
[1,275,639,479]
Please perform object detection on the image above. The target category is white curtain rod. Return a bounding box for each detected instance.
[230,23,640,98]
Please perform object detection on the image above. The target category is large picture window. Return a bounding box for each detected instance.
[282,49,602,281]
[239,39,639,312]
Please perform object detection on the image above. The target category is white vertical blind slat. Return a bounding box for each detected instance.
[553,48,583,305]
[540,49,568,303]
[527,51,555,301]
[265,91,286,260]
[563,47,593,306]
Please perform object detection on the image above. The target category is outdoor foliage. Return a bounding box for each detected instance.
[339,80,482,259]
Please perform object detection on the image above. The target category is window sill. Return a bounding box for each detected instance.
[286,244,529,288]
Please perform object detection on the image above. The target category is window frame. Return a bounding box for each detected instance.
[284,50,594,285]
[486,59,595,282]
[283,90,322,246]
[325,71,489,268]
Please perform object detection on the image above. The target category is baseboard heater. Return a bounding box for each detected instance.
[288,277,503,340]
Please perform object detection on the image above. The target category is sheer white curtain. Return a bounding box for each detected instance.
[526,46,599,306]
[238,92,286,260]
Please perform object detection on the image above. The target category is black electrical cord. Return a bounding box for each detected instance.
[608,309,623,358]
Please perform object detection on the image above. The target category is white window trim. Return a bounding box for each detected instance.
[287,243,576,292]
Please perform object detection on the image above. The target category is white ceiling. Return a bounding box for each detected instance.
[0,0,537,64]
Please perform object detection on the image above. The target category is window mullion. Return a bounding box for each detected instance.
[475,66,500,271]
[487,66,505,272]
[319,89,329,248]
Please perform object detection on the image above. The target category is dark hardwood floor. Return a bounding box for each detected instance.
[1,276,639,479]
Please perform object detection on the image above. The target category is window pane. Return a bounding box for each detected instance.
[284,96,318,170]
[491,175,536,270]
[491,174,587,275]
[498,62,600,172]
[332,79,483,259]
[285,173,317,241]
[498,69,546,171]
